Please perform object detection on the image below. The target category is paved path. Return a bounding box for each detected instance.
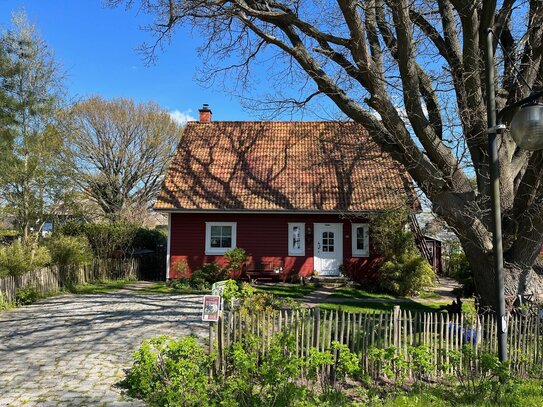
[0,290,207,406]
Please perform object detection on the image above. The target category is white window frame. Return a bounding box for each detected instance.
[288,223,305,256]
[351,223,369,257]
[205,222,237,255]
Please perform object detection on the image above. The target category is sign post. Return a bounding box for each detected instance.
[202,295,221,322]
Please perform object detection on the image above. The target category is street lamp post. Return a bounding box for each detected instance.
[484,27,508,364]
[484,28,543,363]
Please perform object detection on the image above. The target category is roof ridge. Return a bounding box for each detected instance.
[185,120,357,123]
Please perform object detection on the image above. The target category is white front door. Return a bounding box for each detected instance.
[314,223,343,276]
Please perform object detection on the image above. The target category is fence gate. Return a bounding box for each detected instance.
[137,253,166,281]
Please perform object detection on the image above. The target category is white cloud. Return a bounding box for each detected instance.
[169,109,196,124]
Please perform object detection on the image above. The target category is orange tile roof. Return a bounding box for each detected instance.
[154,121,417,212]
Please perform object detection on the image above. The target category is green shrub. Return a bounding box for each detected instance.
[45,235,93,267]
[446,244,474,297]
[0,241,51,277]
[371,208,416,259]
[224,248,248,279]
[379,251,435,296]
[167,278,191,290]
[59,221,138,258]
[15,286,40,305]
[191,263,227,286]
[0,293,12,311]
[121,335,213,406]
[186,270,210,290]
[371,208,435,295]
[58,221,167,258]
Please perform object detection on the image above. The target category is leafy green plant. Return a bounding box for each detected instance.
[371,208,435,295]
[331,340,362,386]
[409,345,433,382]
[220,333,307,407]
[367,346,408,385]
[446,243,474,297]
[0,241,51,277]
[191,263,227,287]
[45,235,93,266]
[224,248,248,279]
[167,278,191,290]
[379,252,435,296]
[0,293,13,311]
[175,259,188,277]
[120,335,213,406]
[370,208,415,260]
[15,286,40,305]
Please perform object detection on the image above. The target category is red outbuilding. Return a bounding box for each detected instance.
[154,105,417,282]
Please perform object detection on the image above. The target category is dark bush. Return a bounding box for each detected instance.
[192,263,227,285]
[445,242,474,297]
[133,228,167,252]
[58,221,165,258]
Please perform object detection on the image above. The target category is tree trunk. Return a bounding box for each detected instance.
[465,249,543,310]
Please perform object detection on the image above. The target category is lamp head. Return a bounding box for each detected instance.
[510,103,543,151]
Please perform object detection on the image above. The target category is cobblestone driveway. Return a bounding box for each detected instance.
[0,289,207,406]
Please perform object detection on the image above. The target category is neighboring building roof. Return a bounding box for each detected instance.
[417,212,459,243]
[155,121,417,213]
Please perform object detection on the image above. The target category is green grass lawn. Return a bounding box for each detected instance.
[318,300,447,313]
[134,282,210,295]
[329,286,441,301]
[328,286,396,300]
[68,278,137,294]
[318,299,476,314]
[377,379,543,407]
[254,283,318,298]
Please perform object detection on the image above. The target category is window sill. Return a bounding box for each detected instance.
[205,249,231,256]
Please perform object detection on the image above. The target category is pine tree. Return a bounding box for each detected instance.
[0,12,68,240]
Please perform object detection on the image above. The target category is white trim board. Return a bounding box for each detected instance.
[166,213,171,280]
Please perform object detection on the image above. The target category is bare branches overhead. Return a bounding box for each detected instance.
[66,97,183,221]
[111,0,543,305]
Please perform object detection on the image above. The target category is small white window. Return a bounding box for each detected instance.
[288,223,305,256]
[205,222,237,255]
[351,223,369,257]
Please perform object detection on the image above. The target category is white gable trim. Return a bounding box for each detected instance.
[166,213,171,279]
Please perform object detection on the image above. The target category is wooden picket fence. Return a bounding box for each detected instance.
[0,254,165,303]
[212,306,543,378]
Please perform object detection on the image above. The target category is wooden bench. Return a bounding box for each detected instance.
[244,261,287,283]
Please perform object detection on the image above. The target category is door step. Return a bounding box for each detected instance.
[310,276,349,285]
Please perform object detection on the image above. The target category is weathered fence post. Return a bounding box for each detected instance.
[393,305,401,348]
[313,307,320,348]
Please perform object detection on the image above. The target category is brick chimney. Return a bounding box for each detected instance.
[198,104,212,123]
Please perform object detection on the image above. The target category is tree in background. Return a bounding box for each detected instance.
[65,96,182,222]
[0,12,69,241]
[112,0,543,308]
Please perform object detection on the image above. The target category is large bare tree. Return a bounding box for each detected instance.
[113,0,543,307]
[66,96,182,222]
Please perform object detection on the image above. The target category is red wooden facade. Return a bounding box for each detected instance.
[168,212,382,281]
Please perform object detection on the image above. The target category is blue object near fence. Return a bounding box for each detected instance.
[448,322,477,345]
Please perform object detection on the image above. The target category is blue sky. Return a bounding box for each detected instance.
[0,0,259,122]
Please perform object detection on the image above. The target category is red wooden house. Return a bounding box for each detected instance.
[154,105,417,282]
